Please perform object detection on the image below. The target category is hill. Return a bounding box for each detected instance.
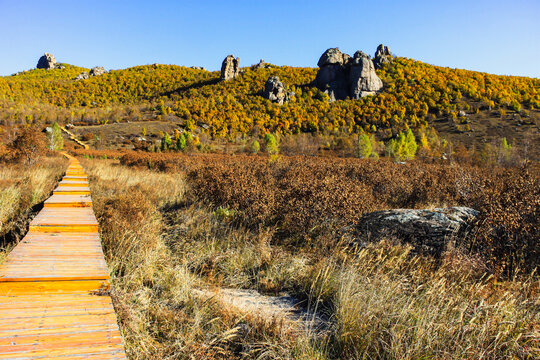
[0,50,538,158]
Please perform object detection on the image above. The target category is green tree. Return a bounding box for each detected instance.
[250,140,260,154]
[176,133,187,150]
[264,133,279,155]
[405,129,418,160]
[386,131,417,162]
[47,122,64,151]
[356,133,372,158]
[499,137,512,164]
[161,132,172,151]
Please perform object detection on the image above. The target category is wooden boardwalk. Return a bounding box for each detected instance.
[0,155,127,359]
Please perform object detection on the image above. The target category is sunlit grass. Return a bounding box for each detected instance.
[84,158,539,360]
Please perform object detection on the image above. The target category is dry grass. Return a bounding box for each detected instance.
[83,158,539,360]
[0,156,66,242]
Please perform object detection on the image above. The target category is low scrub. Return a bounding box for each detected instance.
[119,152,539,275]
[83,159,538,359]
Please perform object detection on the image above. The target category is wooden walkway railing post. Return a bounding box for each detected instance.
[0,154,127,359]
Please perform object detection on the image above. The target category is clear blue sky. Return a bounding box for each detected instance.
[1,0,539,77]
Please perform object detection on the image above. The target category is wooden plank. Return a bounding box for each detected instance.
[0,280,110,295]
[44,194,93,207]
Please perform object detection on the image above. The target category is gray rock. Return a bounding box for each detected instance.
[315,48,351,101]
[264,76,290,105]
[373,44,393,69]
[317,48,351,67]
[75,72,89,80]
[36,53,57,69]
[220,55,240,81]
[349,51,383,99]
[252,59,270,69]
[190,66,205,70]
[89,66,107,76]
[343,207,479,255]
[315,47,383,101]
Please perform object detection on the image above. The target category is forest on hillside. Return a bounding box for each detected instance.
[0,56,538,141]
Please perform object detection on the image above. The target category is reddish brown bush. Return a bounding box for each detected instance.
[118,152,539,274]
[1,127,47,165]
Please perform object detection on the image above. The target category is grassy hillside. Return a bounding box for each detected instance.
[0,56,538,155]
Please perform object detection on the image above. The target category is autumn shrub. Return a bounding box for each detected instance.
[3,127,47,165]
[118,151,539,274]
[81,132,95,142]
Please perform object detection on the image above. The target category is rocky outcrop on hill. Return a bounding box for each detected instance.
[373,44,393,69]
[315,47,383,101]
[263,76,294,105]
[36,53,58,69]
[190,66,205,70]
[342,207,479,255]
[252,59,270,70]
[349,51,384,99]
[315,48,351,101]
[75,67,107,80]
[75,72,89,80]
[89,66,106,76]
[221,55,240,81]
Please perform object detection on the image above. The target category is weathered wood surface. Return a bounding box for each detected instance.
[0,155,127,359]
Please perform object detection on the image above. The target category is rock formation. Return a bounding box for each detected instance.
[314,48,351,101]
[349,51,383,99]
[315,47,383,101]
[252,59,270,70]
[75,67,107,80]
[263,76,294,105]
[220,55,240,81]
[373,44,393,69]
[89,66,106,76]
[342,207,479,256]
[190,66,205,70]
[36,53,57,69]
[75,72,89,80]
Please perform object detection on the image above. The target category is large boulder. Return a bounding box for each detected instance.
[89,66,107,76]
[373,44,393,69]
[315,48,351,101]
[221,55,240,81]
[315,47,383,101]
[349,51,383,99]
[342,207,479,255]
[317,47,351,67]
[36,53,57,69]
[263,76,294,105]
